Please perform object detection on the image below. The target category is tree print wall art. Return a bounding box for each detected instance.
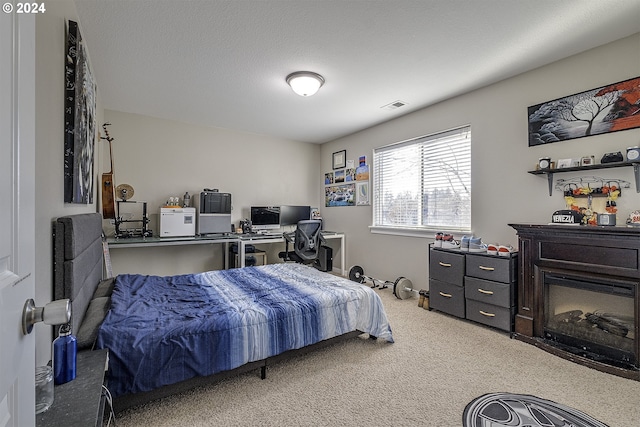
[528,76,640,146]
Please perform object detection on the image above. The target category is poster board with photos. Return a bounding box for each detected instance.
[325,153,369,206]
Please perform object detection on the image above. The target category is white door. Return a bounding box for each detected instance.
[0,6,36,427]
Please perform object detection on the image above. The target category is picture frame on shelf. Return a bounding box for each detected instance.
[556,158,573,169]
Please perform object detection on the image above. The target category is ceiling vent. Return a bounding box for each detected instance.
[381,100,407,111]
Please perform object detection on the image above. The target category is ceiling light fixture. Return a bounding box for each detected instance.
[286,71,325,97]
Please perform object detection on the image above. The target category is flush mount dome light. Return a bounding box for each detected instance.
[286,71,325,96]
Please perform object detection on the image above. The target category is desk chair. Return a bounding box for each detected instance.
[278,219,324,265]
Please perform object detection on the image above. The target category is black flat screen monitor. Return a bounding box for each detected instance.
[250,206,280,230]
[280,205,311,226]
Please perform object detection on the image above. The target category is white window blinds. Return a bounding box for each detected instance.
[373,126,471,231]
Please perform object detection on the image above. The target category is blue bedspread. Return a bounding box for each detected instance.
[96,263,393,397]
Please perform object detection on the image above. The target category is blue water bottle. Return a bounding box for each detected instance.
[53,323,77,385]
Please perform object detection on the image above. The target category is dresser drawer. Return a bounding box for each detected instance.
[465,299,514,332]
[465,254,516,283]
[429,278,465,318]
[464,277,514,308]
[429,249,465,285]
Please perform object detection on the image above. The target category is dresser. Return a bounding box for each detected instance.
[429,247,517,332]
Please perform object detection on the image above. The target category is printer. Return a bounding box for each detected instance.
[194,191,232,235]
[159,207,196,237]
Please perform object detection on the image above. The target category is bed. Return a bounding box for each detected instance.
[53,213,393,411]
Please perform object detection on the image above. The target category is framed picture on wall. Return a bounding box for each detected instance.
[332,150,346,169]
[345,168,356,182]
[325,183,355,207]
[324,172,334,185]
[356,182,370,205]
[528,75,640,146]
[64,20,97,204]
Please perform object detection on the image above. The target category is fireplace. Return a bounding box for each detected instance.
[510,224,640,380]
[544,272,636,370]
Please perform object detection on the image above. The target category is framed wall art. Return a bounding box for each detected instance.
[332,150,346,169]
[345,168,356,182]
[356,155,369,181]
[528,75,640,146]
[356,182,370,205]
[325,183,355,207]
[324,172,334,185]
[64,20,97,204]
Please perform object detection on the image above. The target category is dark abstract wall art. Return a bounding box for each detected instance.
[528,76,640,146]
[64,20,96,203]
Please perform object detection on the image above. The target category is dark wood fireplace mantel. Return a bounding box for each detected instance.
[509,223,640,380]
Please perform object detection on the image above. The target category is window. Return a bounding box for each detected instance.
[372,126,471,234]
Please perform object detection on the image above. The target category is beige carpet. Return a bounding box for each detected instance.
[113,288,639,426]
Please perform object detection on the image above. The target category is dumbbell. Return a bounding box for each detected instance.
[348,265,416,300]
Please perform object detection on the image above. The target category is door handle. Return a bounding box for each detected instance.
[22,299,71,335]
[438,262,452,267]
[438,291,452,298]
[479,310,496,317]
[478,265,495,271]
[478,288,494,295]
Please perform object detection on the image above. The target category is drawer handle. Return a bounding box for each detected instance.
[438,291,452,298]
[478,265,495,271]
[438,262,452,267]
[479,310,496,317]
[478,288,494,295]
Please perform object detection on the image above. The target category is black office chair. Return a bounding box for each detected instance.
[278,219,324,265]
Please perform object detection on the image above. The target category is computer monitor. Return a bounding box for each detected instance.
[280,205,311,226]
[250,206,281,230]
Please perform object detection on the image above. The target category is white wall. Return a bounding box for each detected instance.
[102,110,322,275]
[34,1,104,364]
[320,33,640,293]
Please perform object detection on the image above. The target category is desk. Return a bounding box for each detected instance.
[236,231,346,275]
[107,235,238,269]
[107,232,346,275]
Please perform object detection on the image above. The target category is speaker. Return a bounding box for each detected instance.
[315,245,333,272]
[240,220,252,234]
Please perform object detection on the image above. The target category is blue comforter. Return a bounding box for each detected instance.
[96,263,393,397]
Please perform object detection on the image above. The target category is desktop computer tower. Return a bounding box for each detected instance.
[315,245,333,272]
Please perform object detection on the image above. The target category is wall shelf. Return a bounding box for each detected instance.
[528,161,640,196]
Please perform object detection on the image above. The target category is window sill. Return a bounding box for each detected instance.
[369,226,472,239]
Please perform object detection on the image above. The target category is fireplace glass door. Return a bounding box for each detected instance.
[543,273,637,370]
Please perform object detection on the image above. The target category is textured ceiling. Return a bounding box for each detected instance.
[73,0,640,144]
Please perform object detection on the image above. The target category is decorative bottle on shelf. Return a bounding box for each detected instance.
[183,192,191,208]
[53,323,77,385]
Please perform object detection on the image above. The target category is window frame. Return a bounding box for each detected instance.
[370,125,472,236]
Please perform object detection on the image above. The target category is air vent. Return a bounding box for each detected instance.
[381,100,407,110]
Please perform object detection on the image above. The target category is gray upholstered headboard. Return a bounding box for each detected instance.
[53,213,104,336]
